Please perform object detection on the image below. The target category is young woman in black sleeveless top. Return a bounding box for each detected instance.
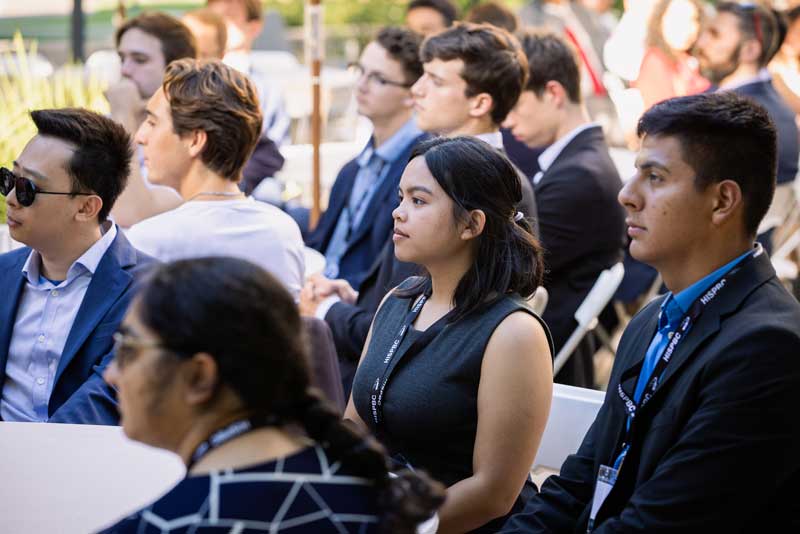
[345,137,554,533]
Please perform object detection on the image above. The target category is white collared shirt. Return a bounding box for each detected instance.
[534,123,601,184]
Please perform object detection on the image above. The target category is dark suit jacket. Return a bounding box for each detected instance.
[501,251,800,532]
[0,229,155,425]
[734,80,799,184]
[306,133,428,290]
[536,126,626,386]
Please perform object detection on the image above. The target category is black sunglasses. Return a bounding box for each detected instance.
[0,167,92,207]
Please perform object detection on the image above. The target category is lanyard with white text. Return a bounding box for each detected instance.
[186,416,276,472]
[370,287,452,430]
[613,249,757,470]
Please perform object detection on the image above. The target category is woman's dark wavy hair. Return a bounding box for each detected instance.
[136,257,445,533]
[397,136,544,322]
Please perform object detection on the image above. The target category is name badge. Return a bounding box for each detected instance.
[587,464,618,533]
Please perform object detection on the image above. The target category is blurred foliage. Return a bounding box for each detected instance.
[263,0,526,27]
[0,32,109,224]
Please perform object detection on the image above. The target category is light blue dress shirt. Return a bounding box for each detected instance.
[1,223,117,422]
[324,118,422,278]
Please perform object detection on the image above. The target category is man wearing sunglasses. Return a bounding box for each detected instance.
[0,108,154,425]
[304,26,426,291]
[696,2,798,253]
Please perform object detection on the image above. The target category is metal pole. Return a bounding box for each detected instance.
[71,0,85,62]
[307,0,323,229]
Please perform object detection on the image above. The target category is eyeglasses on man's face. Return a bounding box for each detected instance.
[0,167,92,208]
[348,62,413,88]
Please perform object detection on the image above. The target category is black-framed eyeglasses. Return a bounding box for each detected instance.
[348,62,413,88]
[0,167,93,208]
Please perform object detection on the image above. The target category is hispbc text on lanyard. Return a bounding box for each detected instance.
[370,287,453,430]
[586,249,757,533]
[186,416,276,472]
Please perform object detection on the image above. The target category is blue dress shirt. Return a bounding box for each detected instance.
[1,223,117,422]
[633,249,754,403]
[324,118,422,278]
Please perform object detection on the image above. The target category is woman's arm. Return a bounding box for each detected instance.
[436,311,553,533]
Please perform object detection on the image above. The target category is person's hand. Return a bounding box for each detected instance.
[105,78,147,134]
[308,273,358,304]
[299,280,324,316]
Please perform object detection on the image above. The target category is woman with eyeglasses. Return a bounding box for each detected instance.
[345,137,554,533]
[99,257,445,533]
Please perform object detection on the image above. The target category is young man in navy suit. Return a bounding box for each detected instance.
[503,31,626,388]
[305,27,427,291]
[501,93,800,532]
[0,108,154,425]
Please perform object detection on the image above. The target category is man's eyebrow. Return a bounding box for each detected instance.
[12,161,48,182]
[635,160,670,173]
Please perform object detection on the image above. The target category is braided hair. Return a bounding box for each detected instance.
[136,257,445,532]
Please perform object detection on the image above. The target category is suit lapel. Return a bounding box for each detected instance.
[535,126,604,190]
[0,250,31,378]
[616,302,661,395]
[54,231,135,385]
[639,252,775,411]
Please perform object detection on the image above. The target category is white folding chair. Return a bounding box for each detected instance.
[531,384,604,484]
[553,263,625,376]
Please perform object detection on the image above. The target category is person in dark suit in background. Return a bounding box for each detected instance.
[0,108,154,425]
[300,22,538,394]
[503,31,625,388]
[696,2,799,252]
[305,27,426,291]
[502,92,800,533]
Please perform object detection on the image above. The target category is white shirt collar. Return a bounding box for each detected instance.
[718,68,772,91]
[473,130,504,149]
[538,122,601,174]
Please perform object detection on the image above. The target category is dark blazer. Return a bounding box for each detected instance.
[0,229,155,425]
[536,126,626,387]
[501,251,800,533]
[306,133,428,290]
[733,80,799,184]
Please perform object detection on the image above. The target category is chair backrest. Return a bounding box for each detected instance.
[302,317,346,413]
[527,286,549,316]
[575,262,625,328]
[553,262,625,375]
[533,383,604,471]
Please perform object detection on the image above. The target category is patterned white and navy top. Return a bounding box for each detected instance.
[99,445,380,533]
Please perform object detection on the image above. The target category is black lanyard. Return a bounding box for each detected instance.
[613,249,757,463]
[186,416,276,472]
[370,287,454,430]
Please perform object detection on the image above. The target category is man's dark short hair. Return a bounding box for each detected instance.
[637,92,777,237]
[466,1,519,33]
[407,0,459,26]
[717,2,781,66]
[517,30,581,104]
[421,22,528,124]
[116,12,197,64]
[30,108,133,223]
[375,26,424,85]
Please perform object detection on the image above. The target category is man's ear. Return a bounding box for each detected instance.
[460,209,486,241]
[74,195,104,223]
[739,39,762,65]
[545,80,568,109]
[186,129,208,159]
[710,179,744,228]
[182,352,220,406]
[468,92,494,119]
